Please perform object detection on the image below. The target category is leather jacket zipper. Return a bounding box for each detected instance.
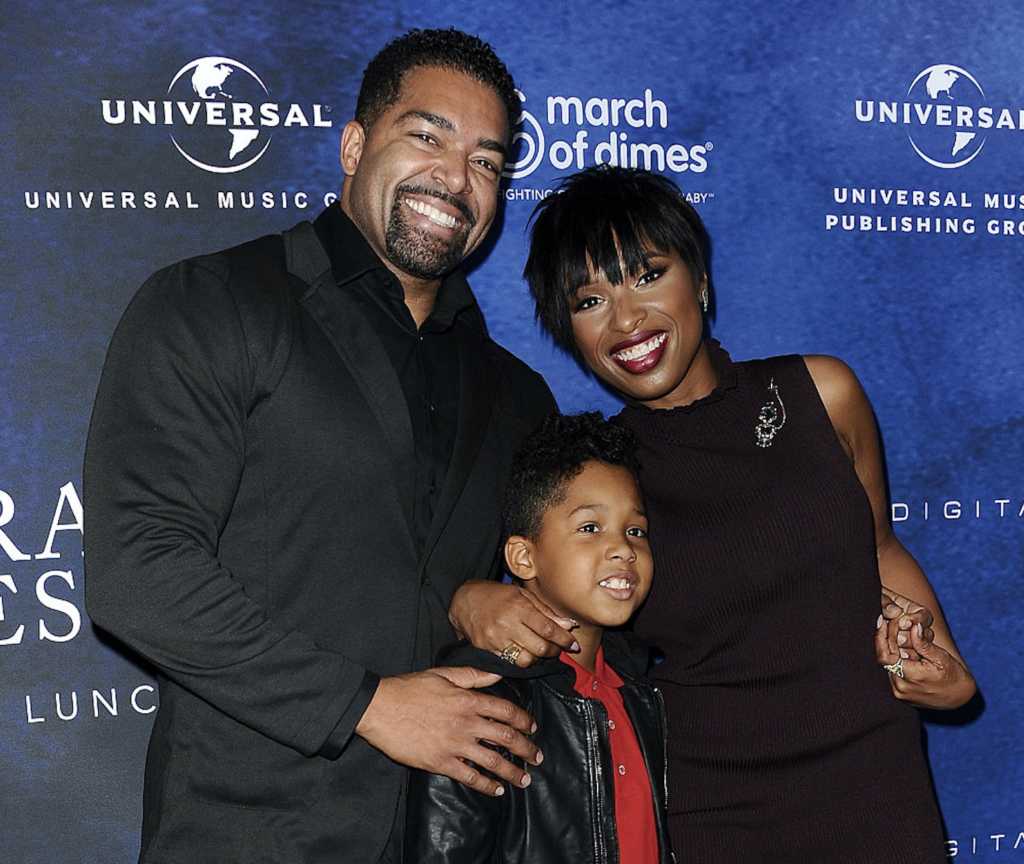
[583,699,610,864]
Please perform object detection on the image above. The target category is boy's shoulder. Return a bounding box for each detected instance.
[435,632,657,695]
[434,641,559,700]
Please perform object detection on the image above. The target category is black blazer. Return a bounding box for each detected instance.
[84,221,556,864]
[405,636,675,864]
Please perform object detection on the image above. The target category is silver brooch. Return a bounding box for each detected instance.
[754,378,786,448]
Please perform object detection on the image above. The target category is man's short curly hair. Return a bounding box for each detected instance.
[503,412,641,541]
[356,28,519,139]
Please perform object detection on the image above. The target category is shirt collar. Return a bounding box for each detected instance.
[560,645,625,691]
[312,203,477,331]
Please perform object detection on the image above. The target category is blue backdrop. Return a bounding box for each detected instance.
[3,1,1020,860]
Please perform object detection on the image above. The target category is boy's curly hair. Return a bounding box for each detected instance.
[503,412,640,540]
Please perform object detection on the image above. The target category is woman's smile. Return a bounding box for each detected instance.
[609,330,669,374]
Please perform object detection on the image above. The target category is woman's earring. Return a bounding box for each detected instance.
[700,286,709,313]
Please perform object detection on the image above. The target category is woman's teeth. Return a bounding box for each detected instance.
[405,197,459,228]
[613,332,666,362]
[599,577,633,589]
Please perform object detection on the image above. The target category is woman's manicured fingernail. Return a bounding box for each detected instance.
[494,785,505,797]
[916,623,923,638]
[530,722,538,734]
[570,641,581,652]
[897,633,907,646]
[534,750,544,765]
[876,615,884,629]
[521,773,532,787]
[899,649,909,659]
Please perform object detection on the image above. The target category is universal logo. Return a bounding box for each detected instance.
[504,89,711,180]
[101,56,332,173]
[855,64,1023,169]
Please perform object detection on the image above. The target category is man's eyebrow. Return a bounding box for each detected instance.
[397,110,508,160]
[477,137,509,160]
[398,109,454,131]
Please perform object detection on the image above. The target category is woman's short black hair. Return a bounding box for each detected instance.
[524,165,710,356]
[503,412,640,541]
[355,28,519,138]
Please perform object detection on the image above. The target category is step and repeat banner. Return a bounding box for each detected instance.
[3,1,1021,860]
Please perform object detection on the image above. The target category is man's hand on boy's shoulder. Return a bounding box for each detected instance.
[449,580,580,667]
[355,666,543,797]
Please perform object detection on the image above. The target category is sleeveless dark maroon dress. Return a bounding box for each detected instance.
[617,341,946,864]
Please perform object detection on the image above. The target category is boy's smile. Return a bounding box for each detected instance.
[505,460,653,667]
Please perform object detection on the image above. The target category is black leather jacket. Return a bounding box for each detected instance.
[405,633,676,863]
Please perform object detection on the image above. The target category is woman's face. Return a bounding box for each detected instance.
[570,247,708,408]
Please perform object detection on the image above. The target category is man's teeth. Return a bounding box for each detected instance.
[613,332,666,362]
[405,197,459,228]
[599,577,633,590]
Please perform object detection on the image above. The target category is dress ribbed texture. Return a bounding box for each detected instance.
[618,341,946,864]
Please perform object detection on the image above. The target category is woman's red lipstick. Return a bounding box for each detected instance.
[609,330,668,374]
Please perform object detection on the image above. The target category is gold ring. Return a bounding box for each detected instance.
[498,642,523,665]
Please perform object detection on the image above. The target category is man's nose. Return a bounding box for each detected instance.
[431,150,470,196]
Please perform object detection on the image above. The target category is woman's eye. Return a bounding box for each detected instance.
[578,523,599,533]
[627,526,648,538]
[636,268,665,286]
[574,295,602,312]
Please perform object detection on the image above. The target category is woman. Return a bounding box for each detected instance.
[450,166,975,862]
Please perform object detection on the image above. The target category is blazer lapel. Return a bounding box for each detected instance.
[300,273,417,535]
[422,325,497,561]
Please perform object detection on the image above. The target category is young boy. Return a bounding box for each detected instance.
[405,412,674,863]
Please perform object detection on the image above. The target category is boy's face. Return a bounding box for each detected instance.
[508,461,653,630]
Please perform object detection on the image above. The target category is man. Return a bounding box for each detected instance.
[84,29,575,864]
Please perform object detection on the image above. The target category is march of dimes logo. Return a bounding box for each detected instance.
[101,56,332,173]
[854,63,1018,169]
[501,88,713,202]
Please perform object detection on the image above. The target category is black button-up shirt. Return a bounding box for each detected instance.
[314,204,473,556]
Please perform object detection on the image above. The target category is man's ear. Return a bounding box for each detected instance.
[504,535,537,582]
[340,120,366,177]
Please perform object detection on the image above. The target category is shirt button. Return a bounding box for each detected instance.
[608,720,616,731]
[429,403,436,412]
[591,681,599,692]
[617,764,626,776]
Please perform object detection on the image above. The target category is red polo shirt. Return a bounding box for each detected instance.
[561,646,660,864]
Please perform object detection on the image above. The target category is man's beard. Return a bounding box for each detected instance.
[385,185,476,279]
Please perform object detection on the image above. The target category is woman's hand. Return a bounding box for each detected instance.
[449,580,579,667]
[878,588,933,661]
[875,589,976,709]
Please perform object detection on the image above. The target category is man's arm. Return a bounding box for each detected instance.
[85,260,374,756]
[85,260,542,785]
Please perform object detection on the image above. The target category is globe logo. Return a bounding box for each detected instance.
[167,56,273,174]
[905,64,986,169]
